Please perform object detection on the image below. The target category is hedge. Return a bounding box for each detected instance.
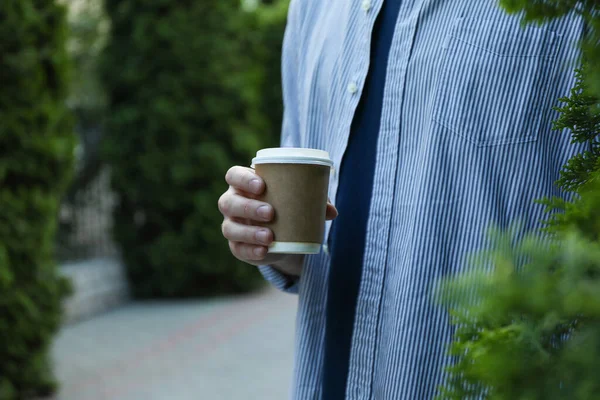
[101,0,289,297]
[0,0,75,398]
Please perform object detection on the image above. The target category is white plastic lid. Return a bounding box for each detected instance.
[252,148,334,168]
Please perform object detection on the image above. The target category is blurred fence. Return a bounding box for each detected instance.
[56,128,117,263]
[57,167,117,263]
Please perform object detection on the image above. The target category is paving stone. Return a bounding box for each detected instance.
[51,287,297,400]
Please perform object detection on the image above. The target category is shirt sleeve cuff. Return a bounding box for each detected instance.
[258,265,300,294]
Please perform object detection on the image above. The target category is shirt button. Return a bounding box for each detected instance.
[347,81,358,94]
[361,0,371,12]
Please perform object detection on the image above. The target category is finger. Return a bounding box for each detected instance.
[225,166,265,195]
[221,220,273,245]
[229,241,268,262]
[218,193,274,221]
[326,202,338,220]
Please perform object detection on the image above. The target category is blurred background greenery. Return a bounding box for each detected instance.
[81,0,288,297]
[0,1,75,397]
[1,0,289,397]
[99,0,287,298]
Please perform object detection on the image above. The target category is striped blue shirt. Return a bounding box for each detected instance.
[259,1,585,399]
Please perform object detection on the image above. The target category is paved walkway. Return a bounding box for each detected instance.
[51,287,298,400]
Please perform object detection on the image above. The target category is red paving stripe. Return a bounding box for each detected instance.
[92,299,281,400]
[66,290,278,394]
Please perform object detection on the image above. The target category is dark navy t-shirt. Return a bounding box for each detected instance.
[322,2,403,398]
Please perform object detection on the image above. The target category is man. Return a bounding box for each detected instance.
[218,1,584,398]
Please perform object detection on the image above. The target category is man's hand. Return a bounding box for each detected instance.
[218,166,338,276]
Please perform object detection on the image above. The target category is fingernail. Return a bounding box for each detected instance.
[249,179,262,194]
[253,247,266,257]
[256,230,270,245]
[257,205,272,220]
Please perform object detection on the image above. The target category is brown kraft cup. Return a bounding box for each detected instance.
[252,148,333,254]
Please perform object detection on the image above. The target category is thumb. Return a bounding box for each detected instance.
[325,201,338,221]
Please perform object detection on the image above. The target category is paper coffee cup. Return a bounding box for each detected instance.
[252,148,333,254]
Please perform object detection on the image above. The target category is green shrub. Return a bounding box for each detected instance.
[437,188,600,399]
[0,0,76,398]
[101,0,289,297]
